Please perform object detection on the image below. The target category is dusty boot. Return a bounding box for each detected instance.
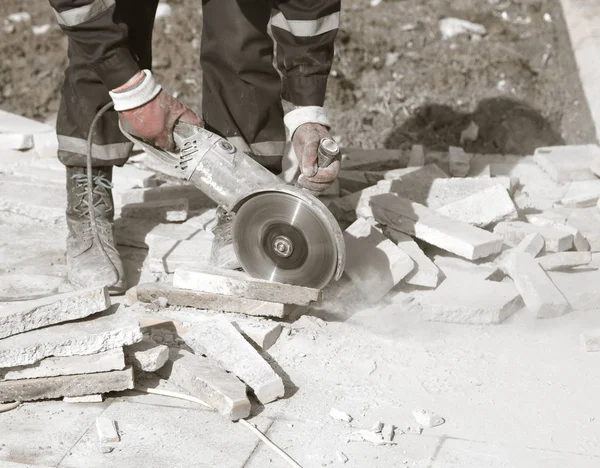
[210,206,242,270]
[65,166,126,294]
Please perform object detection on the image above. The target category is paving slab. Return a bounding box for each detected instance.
[533,145,600,182]
[0,109,54,134]
[564,207,600,251]
[147,236,213,273]
[0,174,65,222]
[0,305,142,367]
[494,221,574,252]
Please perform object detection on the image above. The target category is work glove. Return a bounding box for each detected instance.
[285,106,341,194]
[109,70,203,152]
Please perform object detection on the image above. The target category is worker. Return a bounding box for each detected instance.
[48,0,342,294]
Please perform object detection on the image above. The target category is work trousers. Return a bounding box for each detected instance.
[57,0,286,172]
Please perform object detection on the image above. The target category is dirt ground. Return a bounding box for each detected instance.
[0,0,597,156]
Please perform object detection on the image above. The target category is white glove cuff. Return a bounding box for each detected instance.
[109,70,162,112]
[284,106,330,140]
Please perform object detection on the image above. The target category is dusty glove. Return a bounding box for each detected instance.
[293,123,341,193]
[109,70,203,152]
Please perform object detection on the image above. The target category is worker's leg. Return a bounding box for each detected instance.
[201,0,285,174]
[57,0,159,294]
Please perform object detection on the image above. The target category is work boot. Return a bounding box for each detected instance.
[65,166,126,294]
[210,206,241,270]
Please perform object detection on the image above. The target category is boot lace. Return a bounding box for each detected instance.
[71,173,114,242]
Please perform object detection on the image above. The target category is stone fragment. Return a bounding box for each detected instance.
[0,305,142,368]
[136,282,292,318]
[157,348,250,420]
[504,252,570,318]
[436,185,518,228]
[537,252,592,271]
[448,146,470,177]
[370,421,384,433]
[64,394,104,403]
[0,133,33,150]
[581,330,600,352]
[121,198,189,223]
[420,277,522,324]
[343,218,415,303]
[407,144,425,167]
[147,235,213,273]
[118,184,214,210]
[174,266,321,305]
[125,338,169,372]
[234,322,283,350]
[426,176,513,209]
[412,409,445,428]
[493,221,573,252]
[565,208,600,251]
[336,451,349,463]
[526,213,590,251]
[434,255,500,282]
[383,228,440,288]
[96,417,120,443]
[0,286,110,339]
[0,367,134,403]
[185,317,284,404]
[533,145,600,182]
[560,180,600,207]
[381,424,395,442]
[371,194,503,260]
[329,408,353,422]
[355,430,396,445]
[514,232,545,257]
[0,348,125,381]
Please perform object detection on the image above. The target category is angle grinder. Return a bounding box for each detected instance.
[120,121,345,289]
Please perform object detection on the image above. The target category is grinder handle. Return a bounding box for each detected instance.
[317,138,340,169]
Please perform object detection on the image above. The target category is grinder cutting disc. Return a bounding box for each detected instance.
[232,191,338,289]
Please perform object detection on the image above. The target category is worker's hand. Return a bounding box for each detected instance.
[293,123,341,193]
[110,70,203,152]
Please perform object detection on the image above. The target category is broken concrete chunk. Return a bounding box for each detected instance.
[537,252,592,271]
[370,421,384,433]
[412,409,445,428]
[493,221,573,252]
[0,133,33,150]
[115,216,210,249]
[504,252,570,318]
[234,322,283,351]
[0,286,110,339]
[96,417,120,444]
[580,330,600,352]
[121,198,189,223]
[125,338,169,372]
[533,145,600,182]
[408,144,425,167]
[157,348,250,421]
[435,184,518,228]
[343,218,415,303]
[0,305,142,368]
[185,317,284,404]
[426,176,513,209]
[0,348,125,381]
[173,266,321,306]
[448,146,470,177]
[560,180,600,208]
[371,194,503,260]
[514,232,545,257]
[383,228,440,288]
[0,367,134,403]
[420,277,522,324]
[329,408,353,422]
[64,394,103,403]
[136,282,292,318]
[355,429,396,445]
[565,207,600,251]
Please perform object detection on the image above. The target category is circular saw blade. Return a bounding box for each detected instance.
[232,192,338,289]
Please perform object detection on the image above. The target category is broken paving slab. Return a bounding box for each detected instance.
[419,277,523,324]
[537,252,592,271]
[0,133,33,150]
[118,184,214,210]
[0,348,125,381]
[343,218,415,303]
[233,321,283,351]
[559,180,600,207]
[0,367,134,403]
[563,207,600,251]
[173,266,321,305]
[0,305,142,368]
[383,228,440,288]
[493,221,573,252]
[504,252,570,319]
[533,145,600,182]
[185,317,285,404]
[157,348,250,420]
[371,194,503,260]
[0,286,110,339]
[136,282,293,318]
[436,184,518,228]
[120,198,189,223]
[425,176,513,209]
